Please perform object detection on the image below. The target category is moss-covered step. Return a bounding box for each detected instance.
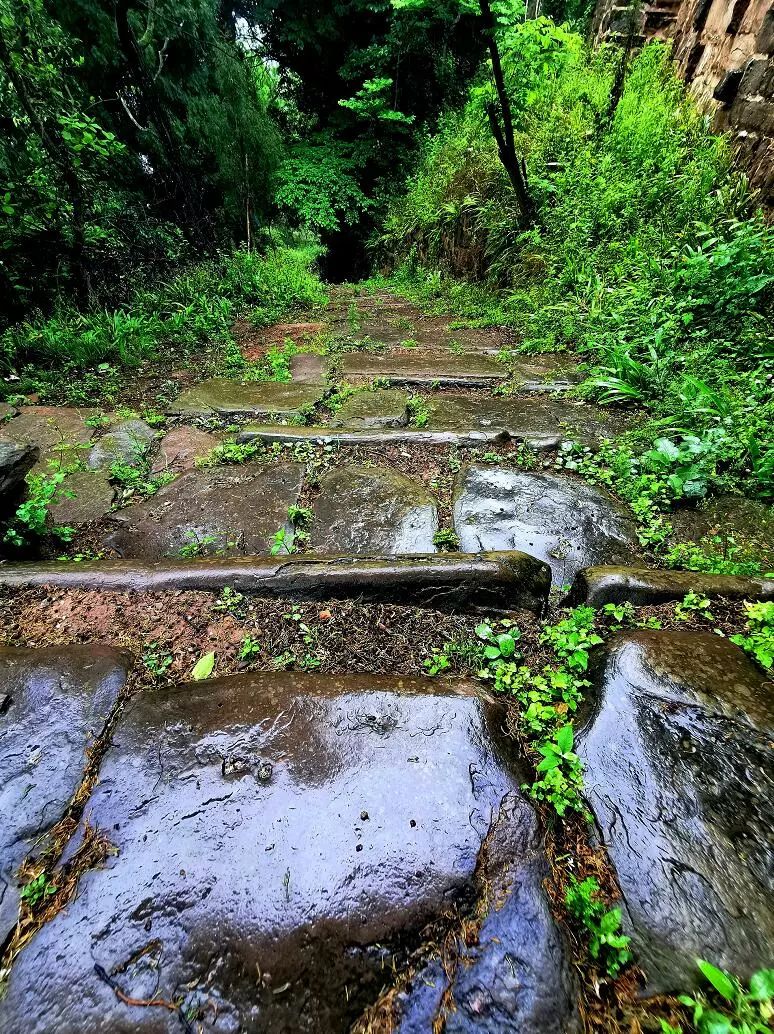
[338,350,507,388]
[328,389,409,428]
[166,378,325,418]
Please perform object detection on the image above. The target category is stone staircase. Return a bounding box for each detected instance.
[0,286,772,1032]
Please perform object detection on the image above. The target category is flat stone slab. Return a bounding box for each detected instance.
[329,389,409,428]
[578,631,774,994]
[290,352,326,383]
[0,645,130,940]
[569,566,774,606]
[3,407,97,471]
[511,358,582,392]
[0,671,576,1033]
[454,468,641,585]
[151,425,224,474]
[239,425,542,448]
[426,394,641,443]
[49,470,115,528]
[103,462,304,559]
[311,464,438,554]
[0,551,552,614]
[339,350,506,387]
[87,419,157,470]
[167,378,324,418]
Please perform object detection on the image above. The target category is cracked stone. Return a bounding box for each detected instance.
[0,645,130,940]
[453,467,641,585]
[0,670,575,1034]
[102,462,304,558]
[311,464,438,554]
[577,631,774,994]
[167,378,324,418]
[329,389,410,428]
[87,419,157,470]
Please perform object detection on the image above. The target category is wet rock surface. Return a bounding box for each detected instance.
[569,565,774,606]
[290,352,326,383]
[0,645,130,940]
[510,358,582,392]
[339,350,506,387]
[49,470,116,528]
[87,419,157,470]
[577,631,774,993]
[329,388,410,428]
[103,462,304,558]
[0,671,574,1034]
[454,467,641,585]
[311,464,438,554]
[151,425,224,474]
[168,378,324,418]
[2,407,97,471]
[0,437,37,502]
[670,495,774,571]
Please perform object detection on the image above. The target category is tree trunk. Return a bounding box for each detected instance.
[479,0,534,225]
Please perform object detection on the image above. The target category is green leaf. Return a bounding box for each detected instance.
[750,968,774,1001]
[191,651,216,681]
[697,960,736,1002]
[556,724,574,754]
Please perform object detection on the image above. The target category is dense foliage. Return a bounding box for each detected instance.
[381,32,774,497]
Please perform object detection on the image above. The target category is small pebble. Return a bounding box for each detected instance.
[360,810,369,821]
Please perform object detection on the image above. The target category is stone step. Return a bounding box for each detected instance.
[339,349,507,388]
[577,630,774,993]
[0,550,551,614]
[569,565,774,606]
[166,378,326,418]
[237,424,560,449]
[0,666,579,1033]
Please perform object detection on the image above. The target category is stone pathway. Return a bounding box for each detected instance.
[0,287,772,1032]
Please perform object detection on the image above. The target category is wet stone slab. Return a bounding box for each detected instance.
[2,406,97,471]
[49,470,116,528]
[290,352,326,384]
[453,467,641,585]
[151,425,225,474]
[511,358,582,393]
[168,378,324,418]
[578,631,774,994]
[329,389,410,428]
[103,462,304,559]
[0,645,130,940]
[87,419,157,470]
[0,671,577,1034]
[426,394,642,444]
[339,350,507,388]
[311,464,438,554]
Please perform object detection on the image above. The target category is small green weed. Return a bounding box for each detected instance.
[565,876,632,978]
[433,528,460,551]
[674,592,714,622]
[407,394,430,428]
[19,873,57,909]
[177,532,220,558]
[142,644,173,680]
[731,601,774,670]
[270,527,297,556]
[3,468,75,546]
[239,637,261,662]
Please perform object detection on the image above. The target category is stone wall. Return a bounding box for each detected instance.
[593,0,774,206]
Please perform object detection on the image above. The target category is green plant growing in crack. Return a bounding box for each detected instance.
[664,960,774,1034]
[407,394,430,428]
[178,532,220,558]
[3,467,76,546]
[565,876,632,978]
[674,592,714,622]
[433,528,459,551]
[142,644,173,680]
[240,636,261,662]
[270,526,297,556]
[19,872,57,909]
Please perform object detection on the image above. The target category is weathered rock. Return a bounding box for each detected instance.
[329,389,410,428]
[151,425,224,474]
[168,378,324,418]
[511,358,582,393]
[0,671,576,1033]
[340,350,506,388]
[577,631,774,994]
[87,419,156,470]
[103,462,304,559]
[0,437,37,500]
[311,464,438,554]
[569,566,774,606]
[239,425,537,448]
[290,352,326,383]
[454,468,641,585]
[2,407,97,471]
[0,645,130,940]
[426,394,641,443]
[0,402,17,421]
[48,470,116,528]
[0,551,552,614]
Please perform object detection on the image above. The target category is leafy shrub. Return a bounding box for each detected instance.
[731,601,774,671]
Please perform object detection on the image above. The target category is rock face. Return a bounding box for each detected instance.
[0,645,130,940]
[311,464,438,554]
[577,631,774,993]
[0,671,578,1034]
[48,470,115,528]
[168,378,324,418]
[0,436,37,503]
[340,350,506,387]
[329,389,410,428]
[454,468,641,585]
[87,419,156,470]
[104,462,304,558]
[2,407,97,471]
